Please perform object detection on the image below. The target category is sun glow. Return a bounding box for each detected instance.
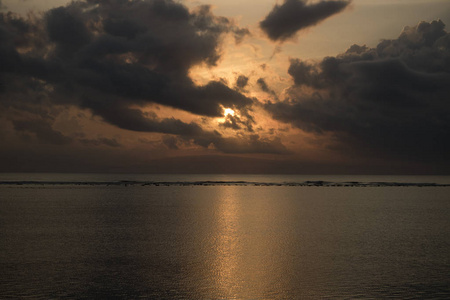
[224,108,235,117]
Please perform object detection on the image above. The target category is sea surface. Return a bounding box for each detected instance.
[1,174,449,299]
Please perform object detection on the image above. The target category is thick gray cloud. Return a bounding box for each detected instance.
[162,135,179,150]
[257,77,277,97]
[235,75,249,91]
[12,119,72,145]
[260,0,350,41]
[266,21,450,162]
[0,0,285,155]
[79,137,121,147]
[265,20,450,162]
[9,0,251,116]
[0,1,252,113]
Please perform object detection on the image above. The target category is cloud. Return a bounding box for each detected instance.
[79,137,121,147]
[162,135,179,150]
[0,1,253,125]
[260,0,351,42]
[0,0,286,155]
[265,20,450,161]
[46,6,91,57]
[221,116,252,132]
[235,75,249,91]
[220,115,242,130]
[212,134,290,154]
[256,77,277,97]
[12,119,72,145]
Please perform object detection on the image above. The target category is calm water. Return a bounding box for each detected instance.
[1,174,449,299]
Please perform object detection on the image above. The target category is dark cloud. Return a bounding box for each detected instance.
[79,137,121,147]
[75,93,280,154]
[0,1,252,122]
[168,126,287,154]
[256,77,277,97]
[86,104,206,135]
[235,75,249,91]
[233,27,251,44]
[265,20,450,162]
[12,119,72,145]
[257,78,270,92]
[46,6,91,57]
[162,135,179,150]
[260,0,350,41]
[0,0,284,155]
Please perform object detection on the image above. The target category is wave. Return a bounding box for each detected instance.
[0,180,449,187]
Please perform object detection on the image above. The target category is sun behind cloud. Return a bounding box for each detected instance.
[223,108,236,117]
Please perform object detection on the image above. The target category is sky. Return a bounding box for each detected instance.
[1,0,450,174]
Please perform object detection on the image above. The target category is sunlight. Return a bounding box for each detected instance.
[224,108,235,117]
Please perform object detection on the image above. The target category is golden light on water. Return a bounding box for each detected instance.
[208,186,292,298]
[213,186,241,297]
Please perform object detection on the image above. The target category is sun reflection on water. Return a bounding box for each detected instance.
[207,186,294,299]
[212,186,241,297]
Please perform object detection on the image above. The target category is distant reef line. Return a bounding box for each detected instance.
[0,180,449,187]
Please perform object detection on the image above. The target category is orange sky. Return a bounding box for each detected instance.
[1,0,449,173]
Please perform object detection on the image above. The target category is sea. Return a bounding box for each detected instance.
[1,174,449,299]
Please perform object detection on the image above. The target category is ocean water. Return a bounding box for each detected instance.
[0,174,449,299]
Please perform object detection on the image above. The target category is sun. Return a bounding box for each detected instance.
[217,107,237,125]
[223,108,235,117]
